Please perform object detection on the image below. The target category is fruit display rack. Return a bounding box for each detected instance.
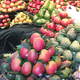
[1,0,80,80]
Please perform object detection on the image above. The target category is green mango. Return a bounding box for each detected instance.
[44,10,50,19]
[48,1,55,12]
[36,19,49,25]
[42,0,50,9]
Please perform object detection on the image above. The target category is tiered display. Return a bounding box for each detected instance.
[0,0,80,80]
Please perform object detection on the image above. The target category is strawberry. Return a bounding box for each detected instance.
[61,18,69,27]
[53,16,61,24]
[56,25,64,31]
[59,11,68,18]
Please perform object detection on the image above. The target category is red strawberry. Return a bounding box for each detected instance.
[32,62,45,76]
[39,49,51,62]
[56,25,64,31]
[46,61,57,75]
[30,33,41,44]
[61,18,69,27]
[28,49,38,63]
[33,37,45,51]
[53,16,61,24]
[48,46,55,57]
[59,11,68,18]
[11,58,21,72]
[20,47,29,59]
[21,62,32,76]
[46,22,56,30]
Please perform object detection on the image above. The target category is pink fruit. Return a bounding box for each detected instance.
[20,47,29,59]
[2,19,7,23]
[4,23,8,26]
[48,46,55,57]
[32,62,45,76]
[4,14,9,18]
[28,49,38,63]
[21,62,32,76]
[39,49,51,62]
[11,58,21,72]
[0,15,4,19]
[33,37,45,51]
[46,61,57,75]
[30,33,41,44]
[0,23,4,27]
[5,1,11,5]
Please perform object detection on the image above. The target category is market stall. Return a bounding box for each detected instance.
[0,0,80,80]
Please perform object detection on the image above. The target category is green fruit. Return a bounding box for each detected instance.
[33,15,39,21]
[70,40,80,51]
[63,50,72,60]
[67,28,76,40]
[61,67,72,78]
[75,52,80,62]
[6,73,15,80]
[36,19,48,25]
[38,8,46,17]
[15,75,24,80]
[76,33,80,43]
[49,75,61,80]
[42,0,50,9]
[56,35,64,42]
[44,10,50,19]
[48,1,55,12]
[60,38,71,48]
[56,46,64,54]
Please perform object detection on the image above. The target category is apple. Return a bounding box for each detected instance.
[4,14,9,18]
[2,19,7,23]
[0,15,4,19]
[4,23,9,26]
[0,23,4,27]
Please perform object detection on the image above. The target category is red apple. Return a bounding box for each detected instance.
[33,37,45,51]
[4,23,9,26]
[28,49,38,63]
[48,46,55,57]
[46,61,57,75]
[30,33,41,44]
[0,23,4,27]
[21,62,32,76]
[20,47,29,59]
[5,1,11,5]
[11,58,21,72]
[0,15,4,19]
[2,19,7,23]
[39,49,51,62]
[32,62,45,76]
[4,14,9,18]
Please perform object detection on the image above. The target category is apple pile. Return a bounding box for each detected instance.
[0,13,10,28]
[8,32,73,79]
[27,0,44,14]
[40,9,73,37]
[0,0,27,13]
[10,12,32,26]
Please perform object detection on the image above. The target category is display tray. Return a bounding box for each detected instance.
[0,23,40,54]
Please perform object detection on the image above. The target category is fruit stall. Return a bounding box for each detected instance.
[0,0,80,80]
